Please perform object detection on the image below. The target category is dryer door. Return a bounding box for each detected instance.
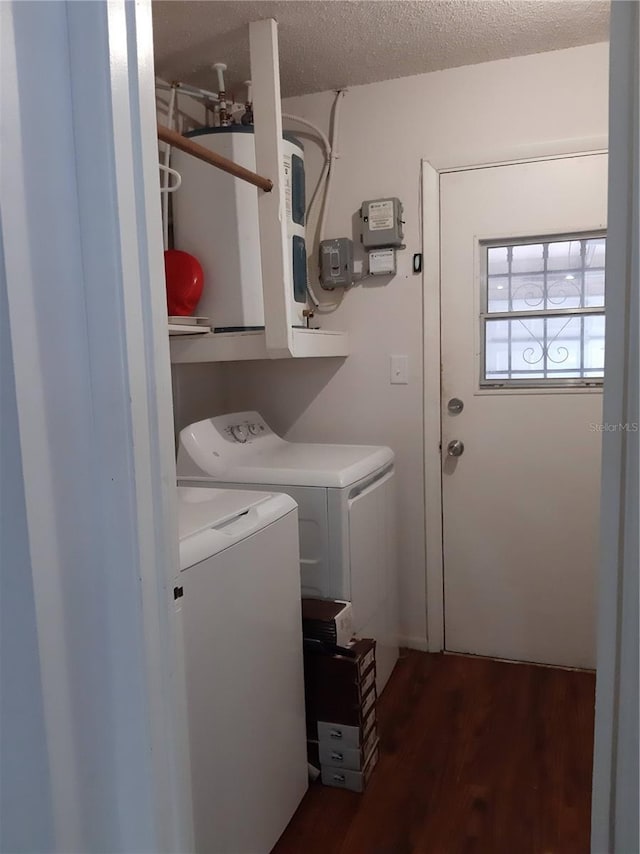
[347,468,394,631]
[293,486,332,598]
[346,467,399,694]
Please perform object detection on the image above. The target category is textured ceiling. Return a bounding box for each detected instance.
[152,0,609,99]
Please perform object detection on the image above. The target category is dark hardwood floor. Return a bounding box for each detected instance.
[274,651,595,854]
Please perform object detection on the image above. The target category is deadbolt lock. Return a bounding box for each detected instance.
[447,397,464,414]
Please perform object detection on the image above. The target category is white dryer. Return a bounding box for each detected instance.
[176,486,307,854]
[177,412,399,693]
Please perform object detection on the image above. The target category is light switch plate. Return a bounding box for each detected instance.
[390,355,409,384]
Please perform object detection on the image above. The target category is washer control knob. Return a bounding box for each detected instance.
[230,424,248,443]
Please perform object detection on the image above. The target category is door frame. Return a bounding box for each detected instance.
[1,2,192,850]
[421,142,608,654]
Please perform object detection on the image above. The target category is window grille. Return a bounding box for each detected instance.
[481,234,606,387]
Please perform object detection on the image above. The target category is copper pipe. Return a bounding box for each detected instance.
[157,124,273,192]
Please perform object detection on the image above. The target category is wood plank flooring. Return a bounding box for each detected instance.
[274,651,595,854]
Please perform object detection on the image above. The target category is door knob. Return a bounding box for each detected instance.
[447,439,464,457]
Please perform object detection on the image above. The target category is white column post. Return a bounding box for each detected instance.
[250,18,295,357]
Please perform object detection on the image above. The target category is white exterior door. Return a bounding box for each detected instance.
[440,154,607,668]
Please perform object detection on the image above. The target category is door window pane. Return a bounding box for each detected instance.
[484,314,605,381]
[486,236,607,315]
[483,234,606,386]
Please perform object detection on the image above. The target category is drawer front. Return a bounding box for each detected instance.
[360,664,376,698]
[319,731,378,771]
[320,746,379,792]
[317,721,361,750]
[356,644,376,679]
[317,704,376,750]
[361,683,377,719]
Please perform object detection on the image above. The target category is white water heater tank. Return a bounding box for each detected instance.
[172,127,307,331]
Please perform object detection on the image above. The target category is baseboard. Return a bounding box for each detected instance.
[399,635,431,652]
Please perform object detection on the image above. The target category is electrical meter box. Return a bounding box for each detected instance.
[360,198,404,248]
[320,238,353,288]
[368,248,396,276]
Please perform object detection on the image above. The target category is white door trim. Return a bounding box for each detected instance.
[421,161,445,652]
[421,144,608,654]
[1,2,192,850]
[591,2,639,850]
[426,137,608,175]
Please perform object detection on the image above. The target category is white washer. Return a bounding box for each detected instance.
[176,486,307,854]
[177,412,399,693]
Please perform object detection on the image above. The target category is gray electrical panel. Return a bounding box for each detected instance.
[360,197,404,248]
[319,238,353,288]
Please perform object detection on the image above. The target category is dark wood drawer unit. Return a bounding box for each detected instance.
[304,639,379,792]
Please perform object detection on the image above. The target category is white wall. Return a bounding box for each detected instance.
[156,79,211,134]
[172,42,610,647]
[171,362,228,435]
[157,83,231,438]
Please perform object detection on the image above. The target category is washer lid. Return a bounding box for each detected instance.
[177,414,394,488]
[212,442,394,488]
[177,486,298,570]
[177,486,272,541]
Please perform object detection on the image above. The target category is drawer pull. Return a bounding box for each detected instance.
[332,774,346,783]
[329,730,343,740]
[330,752,343,762]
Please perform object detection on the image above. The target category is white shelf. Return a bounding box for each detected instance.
[167,23,350,368]
[169,327,348,364]
[168,324,211,336]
